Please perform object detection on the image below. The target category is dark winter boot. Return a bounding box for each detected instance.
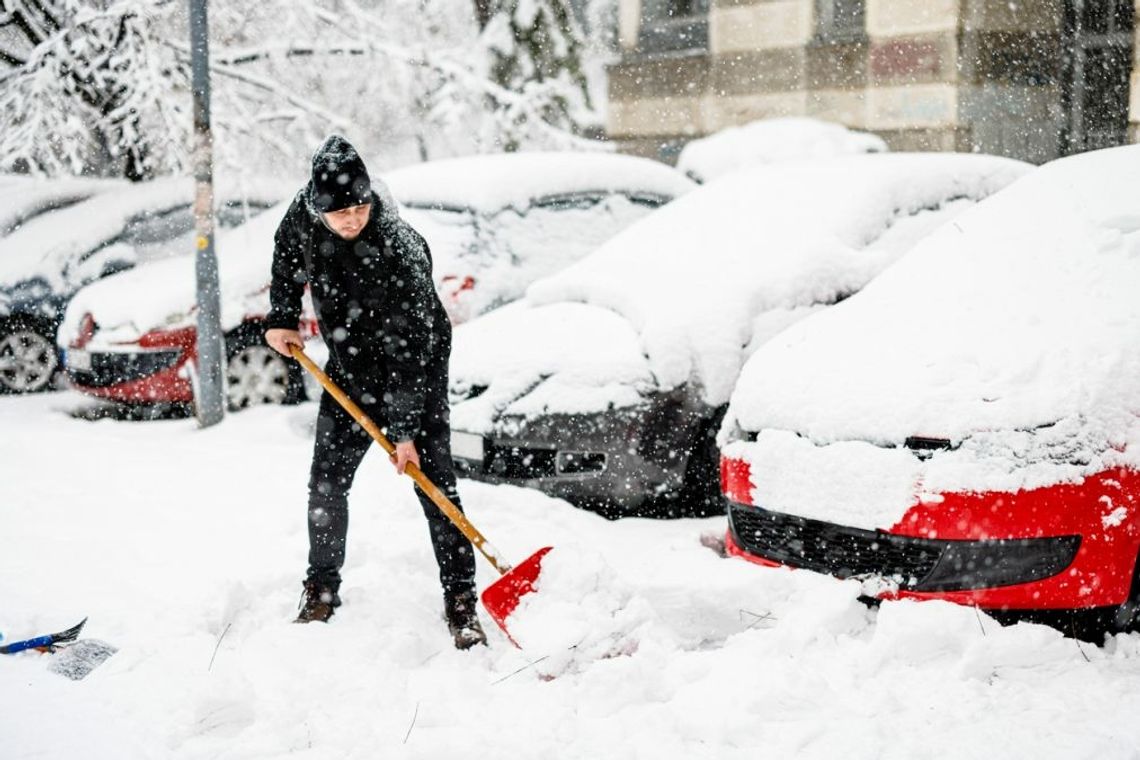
[443,590,487,650]
[295,579,339,623]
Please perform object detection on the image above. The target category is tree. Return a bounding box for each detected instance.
[0,0,605,180]
[475,0,597,148]
[0,0,188,178]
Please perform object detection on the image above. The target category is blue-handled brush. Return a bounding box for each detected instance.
[0,618,87,654]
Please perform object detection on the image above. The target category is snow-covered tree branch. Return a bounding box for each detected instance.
[0,0,608,180]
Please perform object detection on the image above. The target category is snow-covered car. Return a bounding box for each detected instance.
[0,177,279,394]
[60,151,694,410]
[448,153,1030,517]
[720,145,1140,632]
[384,152,696,322]
[676,117,887,184]
[0,174,124,236]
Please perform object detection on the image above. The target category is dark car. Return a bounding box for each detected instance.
[0,176,279,394]
[447,153,1031,517]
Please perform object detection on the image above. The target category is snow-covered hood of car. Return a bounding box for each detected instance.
[722,416,1119,531]
[724,145,1140,512]
[449,300,655,434]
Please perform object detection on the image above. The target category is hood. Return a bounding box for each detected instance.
[449,300,655,434]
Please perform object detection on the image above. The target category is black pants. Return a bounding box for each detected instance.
[306,390,476,597]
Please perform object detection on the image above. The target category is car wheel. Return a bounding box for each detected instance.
[225,326,305,411]
[0,318,59,394]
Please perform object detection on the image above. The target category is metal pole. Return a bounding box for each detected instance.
[190,0,225,427]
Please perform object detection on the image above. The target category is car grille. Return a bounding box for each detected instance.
[728,502,945,587]
[485,444,557,479]
[68,349,183,388]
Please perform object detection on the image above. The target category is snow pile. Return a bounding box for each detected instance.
[504,544,661,676]
[3,392,1140,759]
[519,153,1028,410]
[724,145,1140,521]
[676,118,887,183]
[384,151,694,213]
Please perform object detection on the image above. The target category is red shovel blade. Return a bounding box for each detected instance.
[481,546,553,647]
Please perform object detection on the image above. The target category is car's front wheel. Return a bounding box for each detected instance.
[0,317,59,394]
[225,325,305,410]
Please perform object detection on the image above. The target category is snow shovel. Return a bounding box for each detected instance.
[289,345,552,645]
[0,618,117,680]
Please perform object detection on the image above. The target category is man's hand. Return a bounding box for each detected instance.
[391,440,420,475]
[265,328,304,357]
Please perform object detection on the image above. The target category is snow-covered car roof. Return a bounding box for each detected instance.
[0,175,127,236]
[0,176,285,295]
[723,145,1140,518]
[676,118,888,183]
[382,151,695,214]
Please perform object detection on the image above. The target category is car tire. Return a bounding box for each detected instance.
[224,323,306,411]
[676,406,729,518]
[0,316,59,394]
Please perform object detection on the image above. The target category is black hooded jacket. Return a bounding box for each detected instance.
[265,185,451,443]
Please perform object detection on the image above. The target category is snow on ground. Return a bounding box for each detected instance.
[3,391,1140,759]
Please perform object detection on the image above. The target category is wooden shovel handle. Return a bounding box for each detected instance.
[289,344,512,576]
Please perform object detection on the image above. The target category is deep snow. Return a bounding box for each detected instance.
[3,391,1140,759]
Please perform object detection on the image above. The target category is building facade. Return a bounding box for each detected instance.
[608,0,1139,164]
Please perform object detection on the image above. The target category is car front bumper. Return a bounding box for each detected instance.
[722,456,1140,610]
[65,346,193,403]
[450,399,704,514]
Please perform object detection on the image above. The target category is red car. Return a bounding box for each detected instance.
[719,145,1140,636]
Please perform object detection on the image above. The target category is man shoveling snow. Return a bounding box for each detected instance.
[264,135,485,650]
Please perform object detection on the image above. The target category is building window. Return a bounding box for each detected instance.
[815,0,866,42]
[1061,0,1135,154]
[638,0,709,55]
